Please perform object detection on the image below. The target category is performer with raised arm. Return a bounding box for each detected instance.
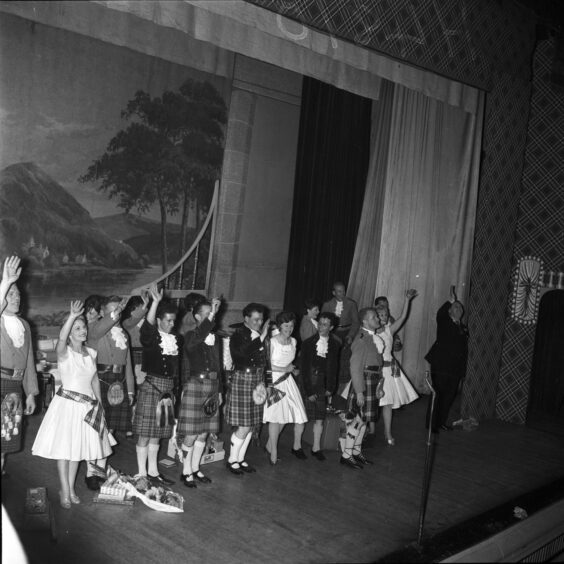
[132,284,181,486]
[225,303,270,475]
[425,286,469,432]
[84,295,138,489]
[342,308,385,469]
[1,256,39,475]
[32,301,116,508]
[177,298,222,488]
[375,289,419,445]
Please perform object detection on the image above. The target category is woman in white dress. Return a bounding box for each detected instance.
[32,301,115,508]
[264,311,308,465]
[376,289,419,446]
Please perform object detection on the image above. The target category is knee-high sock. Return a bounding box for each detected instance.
[228,433,244,464]
[147,443,160,476]
[237,432,252,463]
[182,446,193,476]
[344,418,361,459]
[353,424,367,455]
[192,440,206,473]
[136,446,148,476]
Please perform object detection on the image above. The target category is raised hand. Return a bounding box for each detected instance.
[261,318,271,340]
[69,300,84,318]
[211,297,221,314]
[406,289,418,300]
[2,256,22,285]
[140,289,150,308]
[149,283,163,303]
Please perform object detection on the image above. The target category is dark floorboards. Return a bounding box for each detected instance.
[2,397,564,563]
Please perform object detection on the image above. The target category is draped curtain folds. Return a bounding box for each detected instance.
[283,77,371,316]
[349,83,484,392]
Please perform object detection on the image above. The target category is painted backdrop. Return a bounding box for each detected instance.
[0,14,230,336]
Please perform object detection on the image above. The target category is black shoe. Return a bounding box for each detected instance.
[85,475,102,491]
[440,424,453,431]
[193,471,212,483]
[226,461,244,475]
[311,449,326,461]
[148,473,175,486]
[290,448,307,460]
[180,473,197,488]
[340,456,362,470]
[353,453,373,465]
[239,461,256,473]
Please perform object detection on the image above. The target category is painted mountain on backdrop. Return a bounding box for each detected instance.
[0,161,140,268]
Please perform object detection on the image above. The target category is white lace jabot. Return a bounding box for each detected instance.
[316,335,328,358]
[334,301,343,317]
[2,314,25,348]
[110,326,128,350]
[158,331,178,356]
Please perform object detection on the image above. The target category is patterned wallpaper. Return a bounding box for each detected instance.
[246,0,535,89]
[496,36,564,424]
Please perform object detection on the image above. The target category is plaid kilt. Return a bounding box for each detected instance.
[304,394,328,421]
[1,379,23,454]
[98,371,132,432]
[132,375,174,439]
[225,369,264,427]
[177,378,220,437]
[346,369,382,422]
[131,347,143,367]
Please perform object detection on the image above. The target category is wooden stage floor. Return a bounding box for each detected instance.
[3,397,564,564]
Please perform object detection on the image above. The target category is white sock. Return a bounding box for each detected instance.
[237,432,252,463]
[344,421,359,459]
[182,446,193,476]
[228,433,244,465]
[147,443,160,476]
[192,440,206,473]
[353,424,367,455]
[97,457,107,469]
[136,446,148,476]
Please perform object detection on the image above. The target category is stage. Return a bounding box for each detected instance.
[2,397,564,563]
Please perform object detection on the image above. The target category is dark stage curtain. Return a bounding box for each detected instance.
[526,289,564,435]
[283,77,372,315]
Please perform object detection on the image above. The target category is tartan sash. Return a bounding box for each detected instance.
[56,387,107,438]
[266,372,291,407]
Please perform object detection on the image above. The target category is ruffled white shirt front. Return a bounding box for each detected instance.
[110,326,128,350]
[316,335,329,358]
[2,314,25,348]
[158,331,178,356]
[334,301,343,317]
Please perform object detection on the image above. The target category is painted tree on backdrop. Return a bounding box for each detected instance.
[80,79,227,273]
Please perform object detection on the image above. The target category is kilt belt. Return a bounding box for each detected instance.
[1,367,25,380]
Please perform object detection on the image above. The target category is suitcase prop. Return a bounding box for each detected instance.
[166,421,224,466]
[93,466,184,513]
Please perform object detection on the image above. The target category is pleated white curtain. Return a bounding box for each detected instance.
[349,83,484,392]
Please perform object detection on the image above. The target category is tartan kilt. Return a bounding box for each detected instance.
[1,379,23,454]
[346,369,382,422]
[225,369,264,427]
[132,375,174,439]
[98,371,132,432]
[177,378,220,437]
[304,394,328,421]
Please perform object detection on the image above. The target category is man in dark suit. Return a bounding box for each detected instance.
[425,286,469,432]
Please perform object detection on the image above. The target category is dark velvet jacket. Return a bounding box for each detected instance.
[299,333,339,397]
[229,325,267,370]
[140,320,182,382]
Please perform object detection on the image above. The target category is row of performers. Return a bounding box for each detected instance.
[1,256,419,507]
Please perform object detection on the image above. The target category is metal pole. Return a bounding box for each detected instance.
[417,372,437,546]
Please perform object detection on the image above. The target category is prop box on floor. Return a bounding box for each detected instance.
[164,432,224,467]
[302,412,346,451]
